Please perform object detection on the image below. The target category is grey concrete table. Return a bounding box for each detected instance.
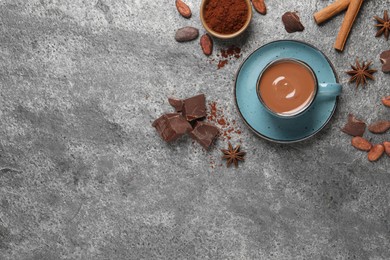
[0,0,389,259]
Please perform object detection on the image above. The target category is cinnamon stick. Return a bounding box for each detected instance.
[334,0,364,52]
[314,0,351,25]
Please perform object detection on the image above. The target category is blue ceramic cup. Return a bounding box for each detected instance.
[256,58,342,119]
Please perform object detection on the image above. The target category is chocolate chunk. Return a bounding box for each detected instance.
[341,114,366,137]
[189,121,219,149]
[168,97,183,112]
[282,12,305,33]
[152,113,192,142]
[182,94,207,121]
[380,50,390,73]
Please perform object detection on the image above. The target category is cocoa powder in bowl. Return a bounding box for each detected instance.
[202,0,250,36]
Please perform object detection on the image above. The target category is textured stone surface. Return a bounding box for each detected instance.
[0,0,389,259]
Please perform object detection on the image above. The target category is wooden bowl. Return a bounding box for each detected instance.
[200,0,252,39]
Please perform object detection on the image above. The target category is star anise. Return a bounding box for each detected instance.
[346,59,377,88]
[221,142,246,168]
[374,10,390,40]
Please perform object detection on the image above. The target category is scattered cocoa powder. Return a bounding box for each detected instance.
[214,46,242,69]
[209,155,216,169]
[206,101,243,169]
[207,101,242,141]
[217,60,229,69]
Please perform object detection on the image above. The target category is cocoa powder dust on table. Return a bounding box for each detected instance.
[207,101,242,141]
[207,101,243,169]
[210,46,242,69]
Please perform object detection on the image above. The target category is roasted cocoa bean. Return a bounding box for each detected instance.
[252,0,266,15]
[176,0,191,18]
[351,136,372,151]
[200,34,213,56]
[368,120,390,134]
[368,144,385,162]
[382,96,390,108]
[384,141,390,157]
[175,27,199,42]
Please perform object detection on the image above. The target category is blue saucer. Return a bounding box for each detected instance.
[234,40,340,143]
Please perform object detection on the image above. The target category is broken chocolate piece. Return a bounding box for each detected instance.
[152,113,192,142]
[282,12,305,33]
[341,114,366,137]
[189,121,219,149]
[168,97,183,112]
[182,94,207,121]
[380,50,390,73]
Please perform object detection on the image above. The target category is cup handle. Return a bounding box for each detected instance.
[318,83,342,97]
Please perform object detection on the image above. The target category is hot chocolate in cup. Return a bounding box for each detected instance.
[257,58,342,118]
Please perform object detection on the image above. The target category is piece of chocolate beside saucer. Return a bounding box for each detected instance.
[181,94,207,121]
[152,113,192,142]
[190,121,220,149]
[153,94,219,149]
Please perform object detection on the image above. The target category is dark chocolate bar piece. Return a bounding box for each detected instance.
[341,114,366,137]
[189,121,219,149]
[182,94,206,121]
[380,50,390,73]
[168,97,183,112]
[152,113,192,142]
[282,12,305,33]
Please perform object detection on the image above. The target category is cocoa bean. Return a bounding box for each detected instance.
[368,144,385,162]
[175,27,199,42]
[382,96,390,108]
[384,141,390,157]
[368,120,390,134]
[252,0,266,15]
[351,136,372,151]
[200,34,213,56]
[176,0,191,19]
